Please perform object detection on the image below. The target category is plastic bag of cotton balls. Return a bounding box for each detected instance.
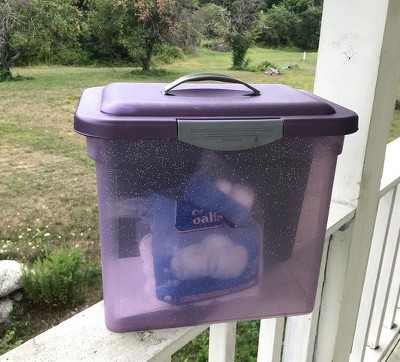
[146,174,261,306]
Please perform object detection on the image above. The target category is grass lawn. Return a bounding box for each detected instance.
[0,46,399,357]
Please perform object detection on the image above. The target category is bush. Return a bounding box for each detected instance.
[251,60,279,72]
[395,99,400,110]
[153,45,185,65]
[233,59,279,73]
[21,248,92,308]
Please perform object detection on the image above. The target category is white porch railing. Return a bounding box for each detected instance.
[1,137,399,362]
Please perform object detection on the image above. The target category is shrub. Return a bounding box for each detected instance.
[233,59,279,73]
[395,99,400,110]
[251,60,279,72]
[153,45,185,65]
[21,248,91,308]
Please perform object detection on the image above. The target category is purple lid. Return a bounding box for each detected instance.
[74,81,358,140]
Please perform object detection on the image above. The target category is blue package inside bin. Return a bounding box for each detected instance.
[151,174,261,306]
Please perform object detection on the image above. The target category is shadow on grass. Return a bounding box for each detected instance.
[126,68,182,81]
[0,74,35,82]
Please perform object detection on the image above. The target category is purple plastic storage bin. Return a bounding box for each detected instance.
[74,73,358,332]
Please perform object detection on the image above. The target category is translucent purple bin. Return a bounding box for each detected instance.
[74,74,358,332]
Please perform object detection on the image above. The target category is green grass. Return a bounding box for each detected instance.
[0,45,399,356]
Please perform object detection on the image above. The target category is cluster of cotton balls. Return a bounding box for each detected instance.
[170,234,249,280]
[170,180,255,281]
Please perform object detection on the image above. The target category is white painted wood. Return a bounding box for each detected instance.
[208,323,237,362]
[350,189,396,361]
[0,301,208,362]
[282,315,313,362]
[313,0,400,360]
[257,318,284,362]
[384,231,400,329]
[326,201,356,236]
[368,189,400,349]
[365,311,400,362]
[282,234,332,362]
[380,138,400,196]
[314,0,394,206]
[313,222,354,362]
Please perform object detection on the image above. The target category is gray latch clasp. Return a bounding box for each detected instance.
[178,119,283,151]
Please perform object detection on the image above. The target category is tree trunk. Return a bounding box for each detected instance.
[140,43,153,72]
[0,53,20,81]
[140,56,151,71]
[0,62,12,80]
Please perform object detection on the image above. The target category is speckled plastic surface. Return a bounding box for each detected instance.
[75,80,357,332]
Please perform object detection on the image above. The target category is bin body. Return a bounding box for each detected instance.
[75,80,357,332]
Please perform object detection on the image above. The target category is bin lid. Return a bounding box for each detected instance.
[74,74,358,143]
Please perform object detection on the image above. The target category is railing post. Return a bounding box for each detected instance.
[257,318,284,362]
[208,323,237,362]
[367,187,400,348]
[350,189,397,361]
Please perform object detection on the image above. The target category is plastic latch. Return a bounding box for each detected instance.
[178,119,283,151]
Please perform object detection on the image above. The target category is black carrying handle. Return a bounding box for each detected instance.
[163,73,261,96]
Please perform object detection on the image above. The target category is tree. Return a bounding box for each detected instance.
[24,0,89,65]
[0,0,26,80]
[86,0,128,63]
[292,5,321,51]
[88,0,179,71]
[258,4,297,48]
[196,3,227,40]
[8,0,90,66]
[224,0,260,69]
[168,0,203,54]
[125,0,177,71]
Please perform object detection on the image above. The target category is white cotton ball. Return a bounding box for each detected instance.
[170,244,209,281]
[230,184,255,210]
[201,234,248,279]
[170,234,248,281]
[215,179,233,195]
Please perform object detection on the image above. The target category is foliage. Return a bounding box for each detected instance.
[225,0,261,68]
[12,0,89,65]
[196,3,228,40]
[172,320,260,361]
[247,59,279,72]
[258,5,297,48]
[2,0,324,69]
[258,0,322,51]
[127,0,177,70]
[21,248,95,308]
[292,5,322,50]
[0,0,26,79]
[395,99,400,110]
[152,44,185,65]
[87,0,186,70]
[86,0,129,64]
[0,329,23,353]
[169,0,203,54]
